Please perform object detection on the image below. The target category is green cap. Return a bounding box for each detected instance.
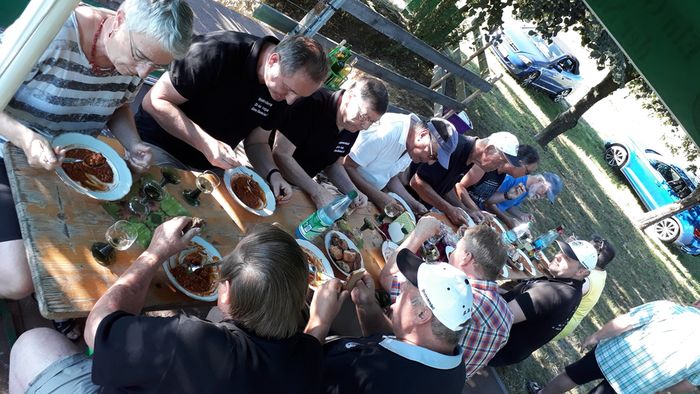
[348,190,358,199]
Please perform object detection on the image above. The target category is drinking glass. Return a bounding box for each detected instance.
[183,170,220,207]
[159,168,181,187]
[377,200,404,222]
[128,180,165,216]
[91,220,138,265]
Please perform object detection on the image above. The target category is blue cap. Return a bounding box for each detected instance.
[542,172,563,203]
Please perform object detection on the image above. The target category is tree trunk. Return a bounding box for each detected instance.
[636,188,700,230]
[534,68,637,146]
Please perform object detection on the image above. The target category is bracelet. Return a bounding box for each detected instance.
[266,169,280,184]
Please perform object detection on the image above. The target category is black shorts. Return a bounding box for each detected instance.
[564,347,616,393]
[0,158,22,242]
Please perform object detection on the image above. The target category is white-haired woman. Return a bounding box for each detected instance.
[0,0,193,339]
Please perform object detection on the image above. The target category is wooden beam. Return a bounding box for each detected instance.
[339,0,492,92]
[253,4,467,111]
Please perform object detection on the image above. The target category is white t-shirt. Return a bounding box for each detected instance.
[348,113,412,189]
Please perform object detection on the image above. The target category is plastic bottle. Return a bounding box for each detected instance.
[296,190,358,240]
[503,222,530,244]
[532,225,564,251]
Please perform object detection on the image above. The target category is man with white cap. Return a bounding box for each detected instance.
[306,249,474,393]
[488,239,598,367]
[344,113,459,215]
[410,131,521,226]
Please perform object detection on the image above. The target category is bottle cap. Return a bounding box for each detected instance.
[348,190,358,199]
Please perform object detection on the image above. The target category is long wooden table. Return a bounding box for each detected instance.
[4,141,384,319]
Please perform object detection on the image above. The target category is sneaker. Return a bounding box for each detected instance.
[53,318,81,341]
[526,381,542,394]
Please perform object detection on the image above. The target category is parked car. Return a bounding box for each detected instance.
[604,138,700,255]
[491,24,582,102]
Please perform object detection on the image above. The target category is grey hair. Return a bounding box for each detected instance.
[410,292,466,347]
[121,0,194,59]
[461,225,509,281]
[275,35,329,82]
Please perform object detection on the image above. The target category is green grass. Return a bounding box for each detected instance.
[465,54,700,393]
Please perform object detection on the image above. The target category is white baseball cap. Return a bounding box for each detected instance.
[396,249,473,331]
[556,240,597,270]
[487,131,521,167]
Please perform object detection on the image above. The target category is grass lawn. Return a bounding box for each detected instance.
[465,52,700,393]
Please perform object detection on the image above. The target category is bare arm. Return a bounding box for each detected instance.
[352,274,393,336]
[455,166,493,223]
[107,105,152,172]
[655,380,697,393]
[386,175,426,214]
[324,158,368,207]
[508,299,527,324]
[343,155,394,210]
[142,72,240,169]
[305,279,349,343]
[581,312,638,350]
[0,112,58,170]
[85,217,198,349]
[245,128,292,203]
[410,173,469,226]
[484,200,516,228]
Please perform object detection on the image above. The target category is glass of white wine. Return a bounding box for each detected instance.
[183,170,220,207]
[91,220,138,265]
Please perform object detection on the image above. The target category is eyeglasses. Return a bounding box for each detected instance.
[128,30,169,71]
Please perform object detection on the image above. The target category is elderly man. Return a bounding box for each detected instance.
[380,217,513,379]
[527,299,700,394]
[306,251,474,393]
[9,220,322,393]
[410,131,521,226]
[489,239,598,367]
[137,33,328,201]
[485,172,563,228]
[343,113,458,215]
[272,77,388,209]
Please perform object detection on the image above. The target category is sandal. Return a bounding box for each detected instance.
[526,381,542,394]
[53,319,81,341]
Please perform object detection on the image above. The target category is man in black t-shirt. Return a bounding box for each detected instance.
[306,249,474,393]
[488,239,598,367]
[136,33,328,202]
[10,219,322,393]
[411,131,522,226]
[272,77,388,209]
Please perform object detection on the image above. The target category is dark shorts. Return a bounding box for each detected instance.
[26,352,98,394]
[564,348,615,394]
[0,158,22,242]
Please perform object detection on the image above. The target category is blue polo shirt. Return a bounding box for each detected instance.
[496,175,528,211]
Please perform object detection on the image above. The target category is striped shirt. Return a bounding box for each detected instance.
[459,279,513,378]
[0,10,142,147]
[595,300,700,393]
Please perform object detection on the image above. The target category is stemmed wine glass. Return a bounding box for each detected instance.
[159,167,181,187]
[128,179,165,216]
[183,170,220,207]
[91,220,138,265]
[376,200,404,222]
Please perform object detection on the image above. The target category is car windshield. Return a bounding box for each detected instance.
[522,28,565,60]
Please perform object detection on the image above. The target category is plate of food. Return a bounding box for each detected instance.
[296,239,334,290]
[163,236,222,301]
[325,230,364,277]
[508,249,536,276]
[387,192,415,223]
[224,166,275,216]
[52,133,132,201]
[486,217,508,235]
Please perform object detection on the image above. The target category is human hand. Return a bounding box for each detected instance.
[350,273,377,308]
[309,278,349,327]
[204,139,240,169]
[446,206,470,226]
[506,183,527,200]
[414,216,442,240]
[311,189,336,210]
[467,208,489,225]
[350,191,368,209]
[124,141,152,173]
[269,171,292,204]
[409,200,428,215]
[145,216,200,261]
[581,334,600,351]
[20,131,59,170]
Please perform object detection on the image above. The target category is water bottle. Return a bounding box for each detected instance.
[296,191,358,240]
[503,222,530,245]
[532,226,563,251]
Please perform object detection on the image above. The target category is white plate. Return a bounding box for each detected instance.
[381,240,399,264]
[52,133,132,201]
[163,236,222,302]
[387,192,416,224]
[324,230,364,277]
[224,167,275,216]
[296,239,335,290]
[501,265,510,279]
[487,217,508,234]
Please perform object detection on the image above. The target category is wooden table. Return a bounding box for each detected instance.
[4,141,384,319]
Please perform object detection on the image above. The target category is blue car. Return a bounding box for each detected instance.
[604,138,700,255]
[492,25,582,102]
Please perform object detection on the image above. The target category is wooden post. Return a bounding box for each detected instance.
[429,41,494,89]
[288,0,346,37]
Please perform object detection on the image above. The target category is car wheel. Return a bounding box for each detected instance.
[653,217,681,243]
[604,144,628,168]
[552,89,572,102]
[521,71,540,86]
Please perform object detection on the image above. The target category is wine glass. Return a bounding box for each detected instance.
[377,200,404,222]
[183,170,220,207]
[159,167,181,187]
[128,180,165,216]
[91,220,138,265]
